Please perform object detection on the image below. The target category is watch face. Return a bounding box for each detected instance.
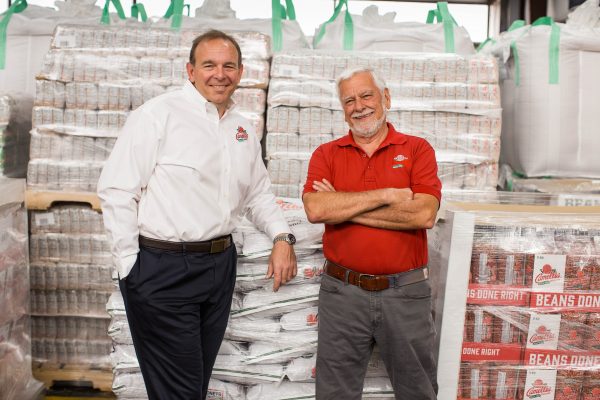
[287,233,296,245]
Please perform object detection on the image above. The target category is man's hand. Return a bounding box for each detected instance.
[312,178,336,192]
[266,241,297,291]
[313,179,413,204]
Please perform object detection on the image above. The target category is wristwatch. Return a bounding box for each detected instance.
[273,233,296,245]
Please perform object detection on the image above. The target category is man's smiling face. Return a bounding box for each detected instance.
[339,71,390,139]
[186,38,243,111]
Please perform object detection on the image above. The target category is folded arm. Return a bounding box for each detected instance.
[351,193,439,230]
[302,178,414,225]
[305,178,438,230]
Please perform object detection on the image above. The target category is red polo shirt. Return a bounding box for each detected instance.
[303,123,442,274]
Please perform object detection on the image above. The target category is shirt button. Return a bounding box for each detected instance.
[362,153,367,158]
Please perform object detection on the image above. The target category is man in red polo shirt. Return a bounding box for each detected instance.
[302,67,441,399]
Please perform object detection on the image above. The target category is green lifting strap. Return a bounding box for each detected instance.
[313,0,354,51]
[426,9,438,24]
[271,0,297,52]
[0,0,28,70]
[101,0,127,25]
[285,0,296,20]
[436,2,456,53]
[508,19,526,31]
[131,3,148,22]
[510,41,521,86]
[476,37,496,52]
[532,16,560,84]
[164,0,184,29]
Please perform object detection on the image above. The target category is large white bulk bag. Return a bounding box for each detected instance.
[484,2,600,178]
[313,0,475,55]
[154,0,309,52]
[0,0,119,96]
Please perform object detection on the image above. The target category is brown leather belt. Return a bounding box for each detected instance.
[324,260,428,291]
[139,235,232,254]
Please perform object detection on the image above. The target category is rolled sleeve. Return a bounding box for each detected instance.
[411,140,442,204]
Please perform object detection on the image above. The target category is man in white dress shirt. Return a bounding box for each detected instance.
[98,30,297,400]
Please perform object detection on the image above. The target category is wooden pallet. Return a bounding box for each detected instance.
[25,190,102,212]
[32,363,113,393]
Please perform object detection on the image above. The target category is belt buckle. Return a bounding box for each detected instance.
[210,238,226,253]
[357,273,377,291]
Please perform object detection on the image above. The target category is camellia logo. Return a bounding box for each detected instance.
[235,126,249,142]
[534,264,561,285]
[275,199,303,211]
[306,313,318,326]
[529,326,555,345]
[526,379,552,398]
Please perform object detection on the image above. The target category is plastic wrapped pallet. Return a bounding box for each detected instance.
[27,24,271,192]
[430,199,600,400]
[266,50,501,196]
[0,178,44,399]
[0,95,32,178]
[480,2,600,179]
[0,1,104,96]
[312,1,475,55]
[29,204,112,368]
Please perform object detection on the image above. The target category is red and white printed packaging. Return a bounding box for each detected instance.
[527,313,561,350]
[558,312,589,351]
[555,369,584,400]
[521,369,556,400]
[458,363,490,399]
[582,370,600,400]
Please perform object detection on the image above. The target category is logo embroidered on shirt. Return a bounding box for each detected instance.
[392,154,408,169]
[236,126,249,142]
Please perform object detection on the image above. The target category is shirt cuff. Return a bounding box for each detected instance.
[265,221,292,241]
[116,253,139,280]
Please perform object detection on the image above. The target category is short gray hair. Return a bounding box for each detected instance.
[335,67,387,100]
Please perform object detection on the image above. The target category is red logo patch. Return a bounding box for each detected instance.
[236,126,248,142]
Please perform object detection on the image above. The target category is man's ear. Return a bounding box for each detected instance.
[186,62,194,83]
[384,88,391,109]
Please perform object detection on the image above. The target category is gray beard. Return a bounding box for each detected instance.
[350,109,387,139]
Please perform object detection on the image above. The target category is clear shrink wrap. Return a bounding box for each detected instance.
[29,205,112,367]
[28,24,272,191]
[266,51,501,197]
[431,200,600,400]
[0,178,44,399]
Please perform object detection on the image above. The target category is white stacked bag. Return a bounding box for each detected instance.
[312,0,475,55]
[267,50,501,196]
[0,0,105,96]
[27,23,271,192]
[481,0,600,178]
[29,205,113,367]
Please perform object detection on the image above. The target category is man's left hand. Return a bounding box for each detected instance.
[266,241,297,292]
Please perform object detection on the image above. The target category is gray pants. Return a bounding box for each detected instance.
[315,274,438,400]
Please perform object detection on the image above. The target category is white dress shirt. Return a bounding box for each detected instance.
[98,81,290,278]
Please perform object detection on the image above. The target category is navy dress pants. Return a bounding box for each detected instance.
[119,243,237,400]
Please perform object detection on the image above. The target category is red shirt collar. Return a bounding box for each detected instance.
[336,123,408,150]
